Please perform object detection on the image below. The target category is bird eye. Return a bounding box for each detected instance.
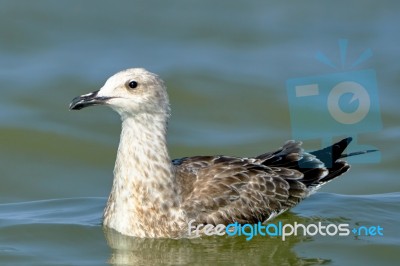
[128,80,138,89]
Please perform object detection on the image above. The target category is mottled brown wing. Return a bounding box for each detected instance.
[173,144,313,225]
[173,139,353,226]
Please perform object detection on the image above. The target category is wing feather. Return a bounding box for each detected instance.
[174,139,352,226]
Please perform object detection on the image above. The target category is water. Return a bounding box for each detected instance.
[1,1,399,265]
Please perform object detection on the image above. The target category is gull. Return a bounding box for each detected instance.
[69,68,375,238]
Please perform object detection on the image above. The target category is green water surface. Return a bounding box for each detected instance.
[1,1,399,265]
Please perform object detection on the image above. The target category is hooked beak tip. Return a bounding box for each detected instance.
[69,90,107,111]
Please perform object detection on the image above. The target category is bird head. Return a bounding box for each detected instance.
[69,68,170,119]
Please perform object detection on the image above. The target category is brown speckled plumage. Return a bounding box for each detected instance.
[69,68,374,238]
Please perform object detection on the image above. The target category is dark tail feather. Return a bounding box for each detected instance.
[340,149,378,158]
[310,137,377,185]
[317,161,350,184]
[310,137,353,167]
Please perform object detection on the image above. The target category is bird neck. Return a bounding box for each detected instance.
[104,112,184,237]
[115,113,175,190]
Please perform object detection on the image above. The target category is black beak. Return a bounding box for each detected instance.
[69,90,111,110]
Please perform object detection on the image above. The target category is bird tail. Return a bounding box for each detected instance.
[339,149,378,159]
[310,137,377,165]
[310,137,377,185]
[256,137,377,188]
